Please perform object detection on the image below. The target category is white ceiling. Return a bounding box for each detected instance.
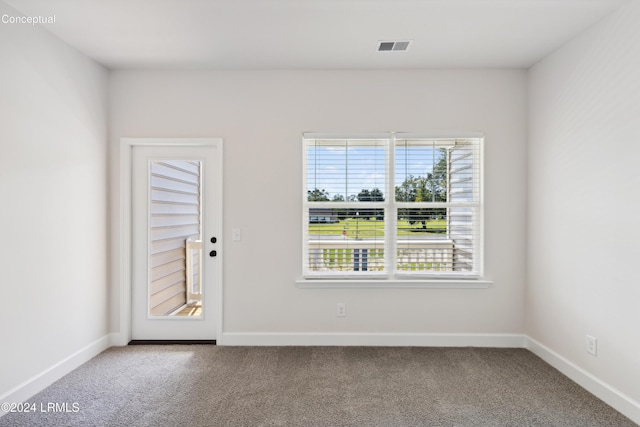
[3,0,629,69]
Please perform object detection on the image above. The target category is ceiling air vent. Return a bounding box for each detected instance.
[378,40,412,52]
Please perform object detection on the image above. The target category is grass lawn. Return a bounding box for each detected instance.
[309,218,446,238]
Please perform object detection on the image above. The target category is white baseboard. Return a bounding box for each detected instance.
[526,337,640,425]
[0,334,111,418]
[221,332,527,347]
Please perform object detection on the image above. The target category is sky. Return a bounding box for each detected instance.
[307,141,443,201]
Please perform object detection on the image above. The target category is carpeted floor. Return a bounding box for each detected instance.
[0,346,635,426]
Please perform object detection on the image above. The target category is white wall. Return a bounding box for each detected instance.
[0,3,109,400]
[527,0,640,408]
[109,69,527,342]
[2,0,637,417]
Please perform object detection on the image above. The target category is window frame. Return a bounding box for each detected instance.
[301,132,486,285]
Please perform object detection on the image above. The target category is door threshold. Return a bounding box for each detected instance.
[128,340,216,345]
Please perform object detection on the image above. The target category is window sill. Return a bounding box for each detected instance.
[295,278,493,289]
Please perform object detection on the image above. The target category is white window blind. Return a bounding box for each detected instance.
[305,138,388,276]
[395,138,481,276]
[303,133,482,279]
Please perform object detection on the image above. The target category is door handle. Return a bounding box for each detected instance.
[209,250,217,257]
[210,237,217,243]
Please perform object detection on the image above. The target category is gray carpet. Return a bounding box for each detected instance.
[0,346,635,426]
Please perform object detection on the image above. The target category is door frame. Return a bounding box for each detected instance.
[119,138,223,344]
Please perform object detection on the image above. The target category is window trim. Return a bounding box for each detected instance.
[295,278,493,289]
[302,131,485,283]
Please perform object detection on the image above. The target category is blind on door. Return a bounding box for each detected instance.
[149,160,201,315]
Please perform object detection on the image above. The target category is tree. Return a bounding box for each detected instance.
[357,189,371,202]
[425,148,448,202]
[395,175,424,202]
[357,188,384,220]
[396,148,448,231]
[307,188,329,201]
[357,188,384,202]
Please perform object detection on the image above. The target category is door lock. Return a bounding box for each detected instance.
[209,250,217,257]
[210,237,217,243]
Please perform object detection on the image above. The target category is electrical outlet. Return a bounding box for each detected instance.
[337,303,346,317]
[586,335,597,356]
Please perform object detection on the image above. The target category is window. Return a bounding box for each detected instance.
[303,133,482,280]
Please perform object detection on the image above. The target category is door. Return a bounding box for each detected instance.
[131,143,221,340]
